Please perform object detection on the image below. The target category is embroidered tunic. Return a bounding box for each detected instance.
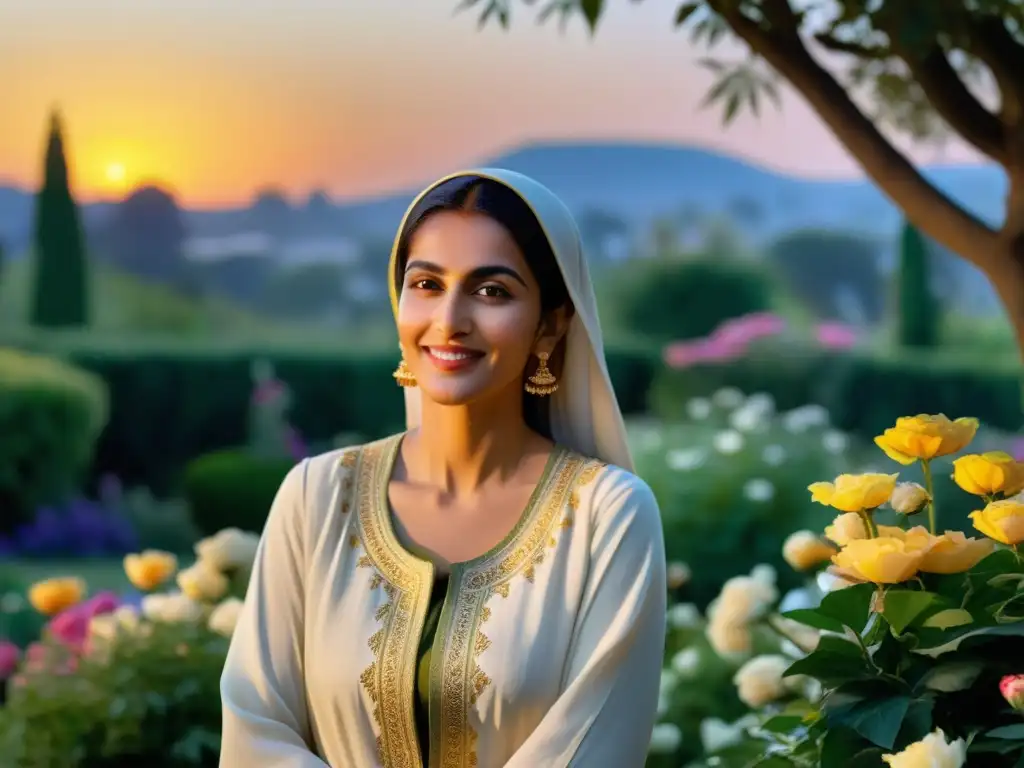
[220,434,666,768]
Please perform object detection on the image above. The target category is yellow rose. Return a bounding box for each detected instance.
[952,452,1024,497]
[874,414,978,465]
[917,531,995,574]
[882,728,966,768]
[809,473,898,513]
[969,499,1024,545]
[176,561,229,602]
[123,550,178,591]
[782,531,837,571]
[28,577,86,616]
[890,482,930,515]
[832,533,930,584]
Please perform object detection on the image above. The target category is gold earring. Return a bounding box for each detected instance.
[525,352,558,396]
[393,356,417,387]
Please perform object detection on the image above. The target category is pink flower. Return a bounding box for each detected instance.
[816,322,858,350]
[1001,674,1024,712]
[712,312,786,347]
[0,640,20,678]
[46,591,120,652]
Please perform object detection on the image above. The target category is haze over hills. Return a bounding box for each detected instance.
[0,141,1007,255]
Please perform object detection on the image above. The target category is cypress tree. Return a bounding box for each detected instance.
[30,111,89,328]
[896,220,940,348]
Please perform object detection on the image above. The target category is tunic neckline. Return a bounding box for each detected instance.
[375,431,567,574]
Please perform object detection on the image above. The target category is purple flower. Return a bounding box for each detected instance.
[6,498,138,559]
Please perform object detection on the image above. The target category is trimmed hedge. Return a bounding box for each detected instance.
[10,341,658,494]
[0,348,108,532]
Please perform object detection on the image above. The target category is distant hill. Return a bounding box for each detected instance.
[0,140,1006,252]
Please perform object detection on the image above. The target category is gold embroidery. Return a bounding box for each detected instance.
[349,534,360,549]
[429,454,607,767]
[356,436,433,768]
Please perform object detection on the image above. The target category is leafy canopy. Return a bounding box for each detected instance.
[457,0,1024,165]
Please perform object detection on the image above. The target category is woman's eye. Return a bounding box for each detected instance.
[411,278,440,291]
[477,285,510,299]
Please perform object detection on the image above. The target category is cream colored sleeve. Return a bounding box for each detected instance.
[504,471,667,768]
[219,459,330,768]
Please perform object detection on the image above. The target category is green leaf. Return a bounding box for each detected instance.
[820,727,884,768]
[894,698,934,747]
[759,714,806,734]
[913,622,1024,658]
[818,582,875,633]
[922,608,974,629]
[674,1,701,26]
[828,695,911,750]
[987,724,1024,740]
[882,590,939,634]
[580,0,603,32]
[784,635,874,686]
[780,608,845,633]
[919,661,983,692]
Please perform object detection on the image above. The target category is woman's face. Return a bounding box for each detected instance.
[397,210,563,408]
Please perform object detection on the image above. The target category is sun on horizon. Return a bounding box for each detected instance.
[104,162,126,185]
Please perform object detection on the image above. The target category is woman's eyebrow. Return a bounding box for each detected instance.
[405,260,527,287]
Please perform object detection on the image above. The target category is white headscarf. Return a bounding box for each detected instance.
[387,168,634,472]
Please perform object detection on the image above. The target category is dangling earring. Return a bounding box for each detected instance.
[525,352,558,396]
[393,353,417,387]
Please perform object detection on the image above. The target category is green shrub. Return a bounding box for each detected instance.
[650,342,1024,440]
[628,394,859,608]
[0,348,108,532]
[1,337,659,493]
[182,448,295,536]
[0,620,225,767]
[0,566,44,648]
[601,257,775,343]
[895,220,940,348]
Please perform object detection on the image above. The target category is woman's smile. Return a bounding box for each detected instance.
[422,345,486,372]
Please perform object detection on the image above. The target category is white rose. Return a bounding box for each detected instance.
[711,387,744,409]
[208,597,245,637]
[706,617,753,658]
[700,717,743,754]
[667,602,702,629]
[177,561,229,602]
[686,397,712,420]
[713,429,744,455]
[195,527,260,572]
[733,654,791,708]
[648,722,682,754]
[882,729,967,768]
[670,647,701,677]
[142,591,204,623]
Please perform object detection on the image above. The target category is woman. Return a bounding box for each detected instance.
[220,169,667,768]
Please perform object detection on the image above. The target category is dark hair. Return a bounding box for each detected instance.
[393,175,573,438]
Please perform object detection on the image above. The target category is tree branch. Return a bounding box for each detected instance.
[705,0,1001,269]
[967,16,1024,123]
[896,45,1007,163]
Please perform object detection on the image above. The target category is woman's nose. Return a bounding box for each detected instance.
[434,291,472,335]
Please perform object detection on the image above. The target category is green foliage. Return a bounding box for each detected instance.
[630,393,857,607]
[0,623,227,767]
[601,256,775,344]
[462,0,1024,150]
[182,448,295,535]
[30,113,89,329]
[0,337,656,493]
[0,567,45,648]
[766,229,885,325]
[103,485,201,555]
[896,221,941,348]
[651,341,1024,443]
[0,348,108,533]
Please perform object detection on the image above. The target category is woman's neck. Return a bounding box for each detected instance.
[405,394,541,498]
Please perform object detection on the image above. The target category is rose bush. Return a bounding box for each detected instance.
[0,526,259,768]
[702,413,1024,767]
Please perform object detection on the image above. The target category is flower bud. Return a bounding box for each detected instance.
[1000,674,1024,712]
[890,482,930,515]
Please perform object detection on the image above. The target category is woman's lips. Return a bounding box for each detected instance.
[422,346,485,372]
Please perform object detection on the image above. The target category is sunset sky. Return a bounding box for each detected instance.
[0,0,988,208]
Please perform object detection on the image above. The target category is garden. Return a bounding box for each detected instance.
[3,219,1024,767]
